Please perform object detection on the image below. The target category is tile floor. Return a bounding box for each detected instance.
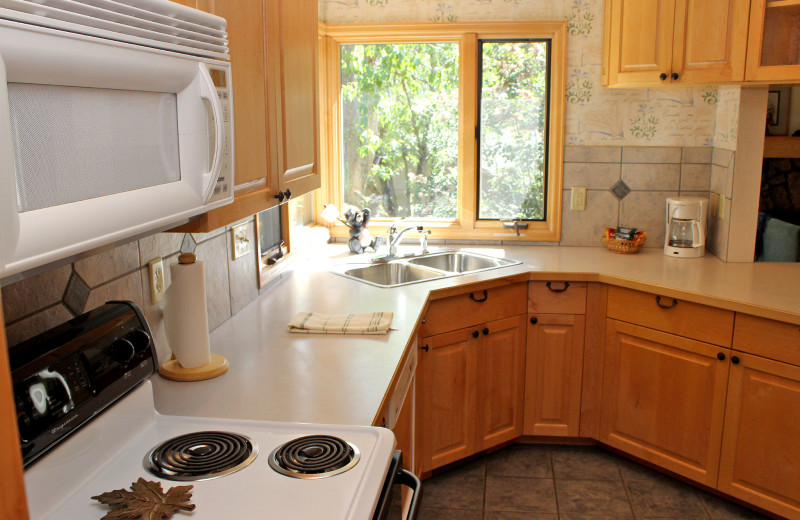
[417,444,771,520]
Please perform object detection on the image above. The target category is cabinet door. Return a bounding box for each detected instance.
[476,316,526,450]
[600,319,730,486]
[418,328,477,472]
[266,0,320,196]
[672,0,748,83]
[746,0,800,82]
[0,299,29,520]
[210,1,273,189]
[719,353,800,519]
[524,314,585,437]
[605,0,676,86]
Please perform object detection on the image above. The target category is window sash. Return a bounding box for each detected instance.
[320,22,566,242]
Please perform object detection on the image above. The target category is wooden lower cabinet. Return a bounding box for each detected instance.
[524,313,585,437]
[418,315,525,473]
[599,319,730,487]
[718,352,800,519]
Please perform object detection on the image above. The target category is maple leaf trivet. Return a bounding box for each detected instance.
[92,478,195,520]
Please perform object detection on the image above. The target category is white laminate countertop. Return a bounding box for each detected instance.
[151,244,800,427]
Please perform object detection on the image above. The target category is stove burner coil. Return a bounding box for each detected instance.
[268,435,360,479]
[144,431,257,481]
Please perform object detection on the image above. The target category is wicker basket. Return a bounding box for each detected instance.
[602,231,647,254]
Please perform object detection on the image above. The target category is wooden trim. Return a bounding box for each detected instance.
[459,33,478,230]
[763,136,800,157]
[0,295,30,520]
[579,282,607,439]
[319,22,566,242]
[168,186,277,234]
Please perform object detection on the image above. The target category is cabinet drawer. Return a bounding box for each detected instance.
[734,314,800,366]
[607,286,734,346]
[422,283,526,337]
[528,281,587,314]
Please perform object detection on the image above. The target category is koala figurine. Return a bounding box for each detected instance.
[342,207,385,254]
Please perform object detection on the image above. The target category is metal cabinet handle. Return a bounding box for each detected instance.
[469,290,488,302]
[546,281,570,293]
[421,344,429,352]
[274,190,285,203]
[482,328,489,335]
[717,352,726,361]
[472,330,479,338]
[660,72,668,80]
[530,317,538,325]
[731,356,740,365]
[671,72,679,80]
[655,296,678,309]
[284,188,292,200]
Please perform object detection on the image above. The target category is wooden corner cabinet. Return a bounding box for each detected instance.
[416,283,527,474]
[171,0,320,233]
[603,0,749,86]
[746,0,800,82]
[417,315,525,473]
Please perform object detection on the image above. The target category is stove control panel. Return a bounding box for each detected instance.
[9,301,157,467]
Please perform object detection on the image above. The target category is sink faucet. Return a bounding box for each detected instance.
[388,222,423,257]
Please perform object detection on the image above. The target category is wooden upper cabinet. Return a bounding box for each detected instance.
[604,0,749,86]
[672,0,749,83]
[172,0,320,233]
[267,0,319,198]
[746,0,800,82]
[605,0,675,86]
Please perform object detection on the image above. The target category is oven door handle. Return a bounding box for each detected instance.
[395,468,422,520]
[372,451,423,520]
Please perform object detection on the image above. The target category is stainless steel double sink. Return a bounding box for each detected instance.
[334,251,521,288]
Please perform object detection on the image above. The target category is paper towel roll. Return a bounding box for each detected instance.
[163,253,212,369]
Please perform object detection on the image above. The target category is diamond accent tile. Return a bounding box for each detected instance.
[180,233,197,254]
[63,272,90,316]
[611,180,631,200]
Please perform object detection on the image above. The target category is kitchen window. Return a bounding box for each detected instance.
[320,22,566,241]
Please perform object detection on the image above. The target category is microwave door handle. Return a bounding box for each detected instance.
[197,63,224,203]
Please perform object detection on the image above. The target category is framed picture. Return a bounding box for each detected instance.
[767,87,790,136]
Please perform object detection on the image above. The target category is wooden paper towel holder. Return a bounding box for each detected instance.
[159,354,229,382]
[158,253,229,382]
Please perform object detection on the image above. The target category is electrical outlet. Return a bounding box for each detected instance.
[148,257,165,304]
[231,222,251,260]
[570,187,587,211]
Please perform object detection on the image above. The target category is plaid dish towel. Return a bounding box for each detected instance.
[287,311,393,335]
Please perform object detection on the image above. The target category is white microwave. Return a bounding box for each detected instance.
[0,0,234,278]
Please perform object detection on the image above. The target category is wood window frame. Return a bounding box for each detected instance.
[319,22,566,242]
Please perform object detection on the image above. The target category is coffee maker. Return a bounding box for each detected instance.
[665,197,707,258]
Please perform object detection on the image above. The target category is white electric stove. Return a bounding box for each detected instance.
[11,302,419,520]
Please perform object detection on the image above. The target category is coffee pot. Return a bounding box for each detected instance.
[664,197,707,258]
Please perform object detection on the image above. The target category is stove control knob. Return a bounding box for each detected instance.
[126,329,151,353]
[109,338,135,363]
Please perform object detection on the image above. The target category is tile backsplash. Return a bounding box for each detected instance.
[2,219,259,361]
[561,145,731,254]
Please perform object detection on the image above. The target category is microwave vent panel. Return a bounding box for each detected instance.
[0,0,229,60]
